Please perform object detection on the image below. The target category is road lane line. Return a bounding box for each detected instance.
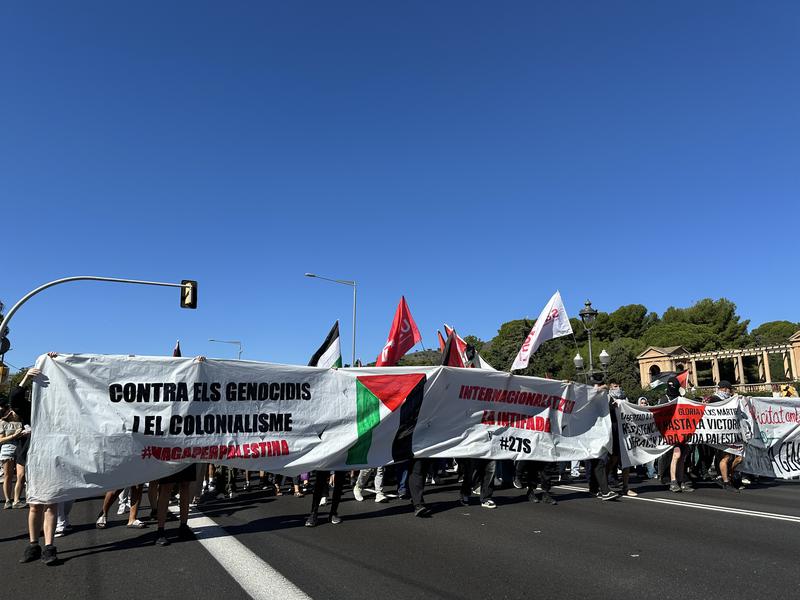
[554,484,800,523]
[169,507,312,600]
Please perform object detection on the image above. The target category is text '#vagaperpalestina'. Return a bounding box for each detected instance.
[109,381,311,403]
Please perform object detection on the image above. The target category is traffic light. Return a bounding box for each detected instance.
[180,280,198,309]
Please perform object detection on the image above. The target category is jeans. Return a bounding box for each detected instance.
[515,461,551,493]
[460,459,496,502]
[356,467,385,493]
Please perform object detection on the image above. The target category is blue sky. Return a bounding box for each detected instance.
[2,2,798,369]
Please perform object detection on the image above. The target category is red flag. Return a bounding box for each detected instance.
[441,329,466,367]
[173,340,182,357]
[437,330,447,352]
[376,296,422,366]
[676,370,689,389]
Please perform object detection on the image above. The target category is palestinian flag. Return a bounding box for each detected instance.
[308,321,343,369]
[173,340,182,357]
[649,370,690,392]
[346,373,426,465]
[441,329,466,367]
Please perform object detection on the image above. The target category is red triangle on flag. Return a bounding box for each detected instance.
[357,373,425,413]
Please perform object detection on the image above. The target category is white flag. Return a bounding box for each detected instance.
[511,291,573,371]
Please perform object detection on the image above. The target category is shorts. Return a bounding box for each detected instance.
[158,464,199,484]
[15,436,30,467]
[0,442,18,462]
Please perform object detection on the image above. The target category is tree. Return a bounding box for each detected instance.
[662,298,749,348]
[749,321,799,346]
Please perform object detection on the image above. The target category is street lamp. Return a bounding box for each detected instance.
[209,339,242,359]
[305,273,357,367]
[576,300,610,383]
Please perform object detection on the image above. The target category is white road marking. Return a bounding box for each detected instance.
[554,484,800,523]
[169,506,311,600]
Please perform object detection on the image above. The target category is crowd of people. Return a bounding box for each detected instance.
[0,364,771,567]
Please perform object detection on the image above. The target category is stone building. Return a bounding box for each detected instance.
[637,331,800,394]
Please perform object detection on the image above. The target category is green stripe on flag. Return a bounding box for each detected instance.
[346,381,381,464]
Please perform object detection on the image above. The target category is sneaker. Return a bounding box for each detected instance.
[528,491,540,503]
[41,544,58,566]
[681,482,695,493]
[96,514,107,529]
[177,523,193,540]
[155,533,170,546]
[227,491,236,500]
[208,483,216,492]
[741,477,751,485]
[318,496,327,506]
[304,514,317,528]
[353,486,364,502]
[54,525,65,538]
[481,499,497,509]
[413,505,430,518]
[20,542,42,563]
[540,492,557,505]
[460,495,470,506]
[512,477,523,489]
[669,481,682,493]
[330,514,342,525]
[12,501,27,509]
[3,500,12,509]
[599,491,619,501]
[375,492,388,503]
[624,489,639,497]
[430,477,437,486]
[472,487,481,495]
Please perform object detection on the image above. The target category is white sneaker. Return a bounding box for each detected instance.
[481,499,497,509]
[319,496,327,506]
[353,486,364,502]
[54,525,65,538]
[375,492,388,503]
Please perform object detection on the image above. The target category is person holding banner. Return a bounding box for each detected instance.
[657,377,694,493]
[709,381,743,492]
[605,382,638,497]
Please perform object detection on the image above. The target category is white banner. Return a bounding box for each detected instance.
[741,396,800,479]
[26,354,612,503]
[616,397,746,468]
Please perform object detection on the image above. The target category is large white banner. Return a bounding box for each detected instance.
[741,396,800,479]
[26,354,612,503]
[616,397,746,468]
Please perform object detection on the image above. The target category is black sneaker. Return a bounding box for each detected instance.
[19,543,41,563]
[329,514,342,525]
[528,490,540,503]
[41,544,58,566]
[512,477,523,489]
[304,514,317,528]
[177,524,193,540]
[681,482,695,493]
[540,492,557,505]
[413,505,430,518]
[598,491,619,501]
[669,481,682,493]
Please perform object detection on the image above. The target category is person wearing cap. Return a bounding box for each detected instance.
[656,377,694,493]
[708,381,742,492]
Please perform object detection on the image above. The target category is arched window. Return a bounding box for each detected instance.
[649,365,661,382]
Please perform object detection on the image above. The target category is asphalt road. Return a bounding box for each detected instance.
[3,472,800,600]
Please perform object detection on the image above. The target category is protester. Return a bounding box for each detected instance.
[709,381,743,492]
[605,382,638,497]
[305,470,345,527]
[657,377,693,493]
[459,458,497,508]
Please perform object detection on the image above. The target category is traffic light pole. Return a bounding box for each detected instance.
[0,276,195,357]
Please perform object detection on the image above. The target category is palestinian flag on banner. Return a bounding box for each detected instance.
[308,321,343,368]
[346,373,426,466]
[649,370,690,392]
[173,340,182,357]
